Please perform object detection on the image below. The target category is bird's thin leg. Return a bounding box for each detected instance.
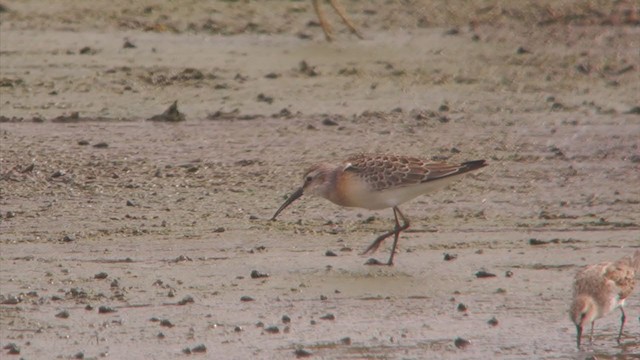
[311,0,334,41]
[328,0,364,39]
[575,325,582,349]
[617,307,626,344]
[361,227,395,255]
[589,321,594,344]
[385,207,410,265]
[362,207,410,266]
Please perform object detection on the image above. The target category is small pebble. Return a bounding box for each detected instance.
[73,352,84,359]
[505,270,514,278]
[475,271,496,278]
[4,343,20,354]
[282,315,291,324]
[320,313,335,320]
[98,305,116,314]
[454,337,471,349]
[172,255,191,262]
[79,46,94,54]
[294,348,313,358]
[264,325,280,334]
[250,270,269,279]
[191,344,206,353]
[160,319,174,328]
[234,326,243,332]
[625,106,640,114]
[322,118,338,126]
[93,142,109,148]
[457,303,467,312]
[1,296,20,305]
[51,170,65,178]
[240,296,254,302]
[123,39,136,48]
[94,272,108,279]
[444,253,457,261]
[178,295,194,305]
[256,93,274,104]
[55,310,70,318]
[444,28,459,35]
[488,317,499,326]
[364,258,385,265]
[325,250,337,257]
[528,238,547,245]
[551,102,565,111]
[340,337,352,345]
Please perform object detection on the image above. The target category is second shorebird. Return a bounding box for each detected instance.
[271,153,487,265]
[569,250,640,348]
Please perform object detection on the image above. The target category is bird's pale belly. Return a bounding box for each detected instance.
[334,177,457,210]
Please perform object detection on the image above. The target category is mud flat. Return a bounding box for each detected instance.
[1,1,639,359]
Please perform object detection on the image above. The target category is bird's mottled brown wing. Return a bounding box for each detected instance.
[343,153,482,191]
[616,250,640,272]
[606,262,636,300]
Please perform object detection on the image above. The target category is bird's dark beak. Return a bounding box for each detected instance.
[576,324,582,348]
[271,187,304,221]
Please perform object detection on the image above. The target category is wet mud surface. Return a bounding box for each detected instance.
[1,1,639,359]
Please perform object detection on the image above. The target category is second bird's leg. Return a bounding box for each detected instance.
[361,206,410,265]
[617,307,626,344]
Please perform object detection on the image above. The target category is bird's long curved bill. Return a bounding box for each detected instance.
[575,325,582,348]
[271,187,304,221]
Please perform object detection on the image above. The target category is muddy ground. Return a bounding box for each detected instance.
[1,1,640,359]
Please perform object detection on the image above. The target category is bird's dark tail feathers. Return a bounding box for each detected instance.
[460,160,487,173]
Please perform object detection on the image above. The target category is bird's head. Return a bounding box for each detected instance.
[569,295,598,348]
[299,163,334,198]
[271,163,334,220]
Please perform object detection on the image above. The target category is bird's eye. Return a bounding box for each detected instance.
[305,176,313,182]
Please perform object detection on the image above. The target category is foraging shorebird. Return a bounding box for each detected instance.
[569,250,640,348]
[271,153,487,265]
